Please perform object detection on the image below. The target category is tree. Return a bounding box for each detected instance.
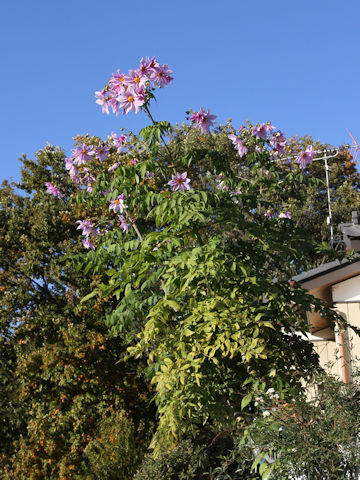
[66,57,347,455]
[2,56,358,477]
[280,135,360,268]
[0,146,154,479]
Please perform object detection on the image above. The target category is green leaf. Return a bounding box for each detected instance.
[80,290,99,303]
[241,393,252,410]
[164,299,180,312]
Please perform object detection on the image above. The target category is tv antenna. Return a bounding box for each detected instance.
[313,149,339,247]
[282,148,340,246]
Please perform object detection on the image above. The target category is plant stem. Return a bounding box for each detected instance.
[144,104,174,164]
[133,223,143,242]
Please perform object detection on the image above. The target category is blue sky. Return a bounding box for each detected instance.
[1,0,360,183]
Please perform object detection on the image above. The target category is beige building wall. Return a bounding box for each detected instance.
[297,268,360,384]
[313,340,339,378]
[328,275,360,381]
[334,302,360,378]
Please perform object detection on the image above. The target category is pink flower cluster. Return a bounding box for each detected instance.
[228,123,288,160]
[95,57,173,116]
[76,219,100,250]
[250,123,287,154]
[65,55,320,256]
[264,210,292,219]
[269,131,287,153]
[66,143,110,185]
[190,109,217,134]
[65,140,117,191]
[109,195,131,233]
[45,182,62,198]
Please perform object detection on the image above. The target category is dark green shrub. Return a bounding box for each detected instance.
[134,439,204,480]
[84,410,153,480]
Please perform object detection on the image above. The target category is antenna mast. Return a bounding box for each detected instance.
[318,151,339,246]
[283,149,339,246]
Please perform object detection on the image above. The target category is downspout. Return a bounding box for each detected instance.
[335,319,349,384]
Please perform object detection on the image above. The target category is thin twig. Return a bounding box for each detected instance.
[132,223,143,242]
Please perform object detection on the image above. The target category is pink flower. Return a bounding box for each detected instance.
[168,172,191,191]
[151,63,173,87]
[95,145,109,161]
[270,150,280,160]
[72,144,95,165]
[270,131,287,153]
[95,89,110,114]
[83,172,96,192]
[108,96,120,116]
[279,211,291,219]
[130,158,139,166]
[190,108,217,134]
[109,194,127,214]
[65,158,79,179]
[295,145,317,169]
[118,87,145,114]
[83,237,95,250]
[108,163,119,173]
[139,56,158,77]
[251,123,274,140]
[216,180,229,191]
[45,182,62,198]
[118,215,130,233]
[76,220,95,236]
[228,134,248,158]
[109,70,127,95]
[111,132,127,153]
[125,69,147,89]
[264,210,272,218]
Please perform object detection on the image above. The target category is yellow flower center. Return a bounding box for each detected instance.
[134,77,140,83]
[128,95,134,103]
[115,199,120,204]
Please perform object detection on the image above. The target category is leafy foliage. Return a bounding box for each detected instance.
[2,56,360,476]
[234,374,360,479]
[0,147,154,479]
[68,120,351,454]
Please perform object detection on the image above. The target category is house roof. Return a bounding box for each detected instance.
[293,257,360,291]
[338,223,360,239]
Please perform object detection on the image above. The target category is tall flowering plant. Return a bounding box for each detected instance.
[51,58,346,453]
